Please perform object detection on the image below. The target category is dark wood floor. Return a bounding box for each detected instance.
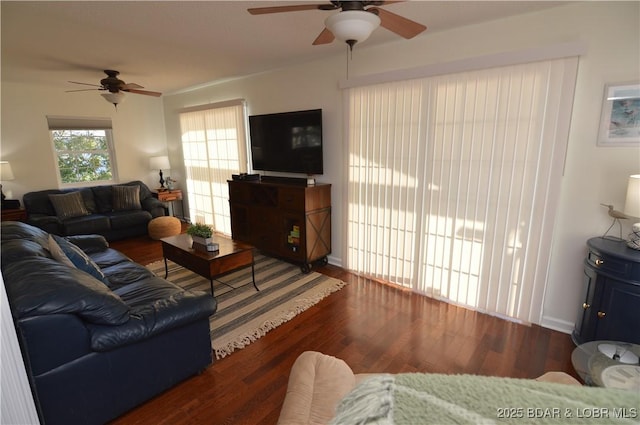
[109,232,579,425]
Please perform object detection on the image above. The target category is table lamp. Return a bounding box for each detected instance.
[624,174,640,250]
[149,156,171,189]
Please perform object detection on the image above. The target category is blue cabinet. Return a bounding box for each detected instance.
[572,237,640,345]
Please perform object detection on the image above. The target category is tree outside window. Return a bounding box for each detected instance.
[50,129,116,185]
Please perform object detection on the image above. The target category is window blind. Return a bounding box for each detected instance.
[47,116,112,130]
[179,100,248,234]
[346,57,578,324]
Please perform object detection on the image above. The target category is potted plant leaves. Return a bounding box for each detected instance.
[186,222,219,252]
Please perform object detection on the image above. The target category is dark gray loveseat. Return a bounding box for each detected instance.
[1,221,217,425]
[23,180,165,241]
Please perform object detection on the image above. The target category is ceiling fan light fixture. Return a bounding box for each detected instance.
[325,10,380,47]
[101,91,126,108]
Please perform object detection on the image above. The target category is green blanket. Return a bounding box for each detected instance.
[330,374,640,424]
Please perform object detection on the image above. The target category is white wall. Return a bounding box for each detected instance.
[0,82,168,198]
[163,2,640,332]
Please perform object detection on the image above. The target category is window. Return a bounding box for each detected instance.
[346,56,579,324]
[47,116,117,186]
[179,100,248,235]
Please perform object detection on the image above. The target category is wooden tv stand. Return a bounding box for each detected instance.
[228,179,331,272]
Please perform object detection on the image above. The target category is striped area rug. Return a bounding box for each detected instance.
[146,255,346,359]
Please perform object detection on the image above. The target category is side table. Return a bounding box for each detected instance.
[156,189,184,219]
[1,207,27,222]
[572,237,640,345]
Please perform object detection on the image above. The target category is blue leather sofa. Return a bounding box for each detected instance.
[23,180,166,241]
[1,221,217,425]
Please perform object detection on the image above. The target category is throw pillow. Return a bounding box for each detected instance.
[52,235,109,285]
[48,191,90,220]
[48,235,75,268]
[112,185,142,211]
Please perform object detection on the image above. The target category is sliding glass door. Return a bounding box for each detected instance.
[346,57,579,323]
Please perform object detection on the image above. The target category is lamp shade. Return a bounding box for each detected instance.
[624,174,640,218]
[0,161,15,181]
[149,155,171,171]
[101,92,126,106]
[325,10,380,44]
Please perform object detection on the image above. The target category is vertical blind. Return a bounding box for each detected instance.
[179,100,247,235]
[346,57,578,323]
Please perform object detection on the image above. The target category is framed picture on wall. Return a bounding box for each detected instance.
[597,81,640,146]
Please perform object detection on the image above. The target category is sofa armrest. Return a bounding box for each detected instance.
[26,214,62,235]
[141,197,166,217]
[17,314,92,376]
[64,234,109,253]
[278,351,357,425]
[89,285,216,351]
[535,371,581,386]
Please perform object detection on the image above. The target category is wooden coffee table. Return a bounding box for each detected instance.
[161,233,258,297]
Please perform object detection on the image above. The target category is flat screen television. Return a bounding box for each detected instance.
[249,109,323,175]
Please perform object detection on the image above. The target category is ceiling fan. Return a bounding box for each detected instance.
[67,70,162,108]
[248,1,427,50]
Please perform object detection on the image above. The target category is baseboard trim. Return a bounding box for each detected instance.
[326,255,342,268]
[540,316,574,334]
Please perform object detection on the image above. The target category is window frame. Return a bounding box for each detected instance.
[47,117,119,188]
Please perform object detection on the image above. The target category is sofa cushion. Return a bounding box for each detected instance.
[100,261,156,290]
[107,210,152,230]
[3,257,130,325]
[113,185,142,211]
[90,248,134,269]
[61,214,111,236]
[48,191,90,219]
[77,188,98,213]
[91,185,114,213]
[52,235,109,285]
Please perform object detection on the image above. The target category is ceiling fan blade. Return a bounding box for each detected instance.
[369,7,426,39]
[248,4,326,15]
[65,88,102,92]
[68,81,103,88]
[121,82,144,90]
[124,88,162,97]
[312,28,335,45]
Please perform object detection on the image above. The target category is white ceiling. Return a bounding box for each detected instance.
[2,1,566,96]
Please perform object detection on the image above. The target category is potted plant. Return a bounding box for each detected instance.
[186,222,216,250]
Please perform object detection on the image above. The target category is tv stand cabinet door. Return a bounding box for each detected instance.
[305,208,331,263]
